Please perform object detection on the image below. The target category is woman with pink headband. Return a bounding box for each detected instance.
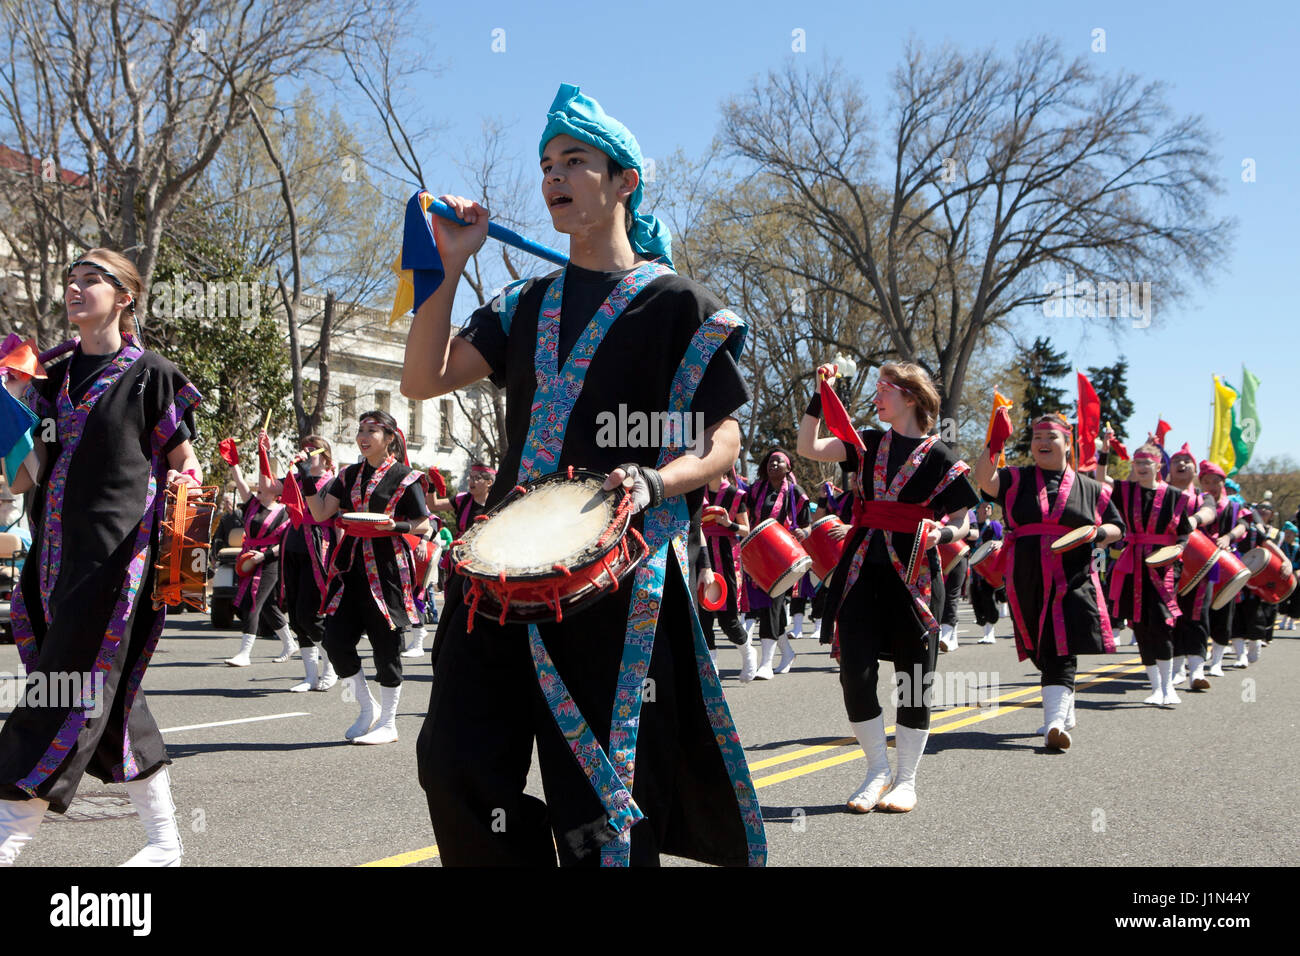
[974,412,1125,752]
[1098,440,1194,706]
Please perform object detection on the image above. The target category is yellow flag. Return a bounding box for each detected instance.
[1209,375,1237,474]
[983,390,1013,467]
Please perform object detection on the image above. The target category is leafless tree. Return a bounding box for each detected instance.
[719,39,1233,425]
[0,0,386,344]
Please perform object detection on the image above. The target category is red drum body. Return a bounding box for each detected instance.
[802,515,847,580]
[740,518,813,597]
[1177,531,1222,595]
[450,469,645,627]
[938,539,970,576]
[404,534,437,589]
[969,540,1005,588]
[1242,545,1297,604]
[1209,548,1252,611]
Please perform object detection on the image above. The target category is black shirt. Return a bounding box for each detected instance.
[458,265,751,518]
[66,346,192,452]
[844,429,980,565]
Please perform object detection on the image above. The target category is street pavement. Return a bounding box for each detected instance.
[3,602,1297,867]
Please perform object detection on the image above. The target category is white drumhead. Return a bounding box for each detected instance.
[1241,548,1271,575]
[969,540,1000,565]
[341,512,387,524]
[469,479,613,574]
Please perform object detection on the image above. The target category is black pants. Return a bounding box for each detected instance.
[699,609,747,648]
[1133,617,1174,665]
[940,559,966,627]
[323,590,404,687]
[238,560,287,636]
[752,596,787,642]
[282,548,325,648]
[1173,593,1209,658]
[417,561,744,868]
[1208,600,1234,646]
[1033,650,1078,690]
[970,575,1000,625]
[836,562,938,730]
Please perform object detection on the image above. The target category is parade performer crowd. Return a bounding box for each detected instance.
[1,86,1295,870]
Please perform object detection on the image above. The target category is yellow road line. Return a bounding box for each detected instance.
[358,844,441,867]
[746,657,1137,774]
[751,660,1145,789]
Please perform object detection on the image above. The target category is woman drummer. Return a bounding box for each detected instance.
[278,436,338,691]
[225,452,295,667]
[1278,521,1298,631]
[742,448,812,679]
[1165,444,1213,690]
[967,501,1004,644]
[423,461,494,661]
[973,412,1125,752]
[1098,441,1193,706]
[305,410,430,744]
[701,464,754,679]
[798,362,978,813]
[0,249,200,866]
[1195,462,1250,677]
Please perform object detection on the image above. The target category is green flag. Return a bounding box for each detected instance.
[1228,366,1261,476]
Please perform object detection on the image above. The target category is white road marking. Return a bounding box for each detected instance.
[161,712,311,734]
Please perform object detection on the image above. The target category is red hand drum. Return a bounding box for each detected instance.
[969,539,1005,588]
[802,515,847,580]
[450,469,646,628]
[1242,543,1297,604]
[938,538,970,575]
[740,518,812,597]
[698,571,727,611]
[1050,525,1097,554]
[1176,530,1222,595]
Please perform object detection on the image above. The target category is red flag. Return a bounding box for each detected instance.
[1108,435,1130,461]
[218,438,239,467]
[257,430,275,480]
[280,469,305,529]
[428,467,447,498]
[820,378,866,452]
[1154,419,1172,447]
[1077,372,1101,471]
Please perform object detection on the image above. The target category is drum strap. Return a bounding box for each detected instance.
[521,305,764,867]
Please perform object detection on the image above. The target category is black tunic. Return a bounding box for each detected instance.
[324,459,429,629]
[425,263,755,866]
[0,344,197,813]
[993,466,1126,662]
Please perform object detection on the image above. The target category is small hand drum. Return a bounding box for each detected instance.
[152,482,218,611]
[1050,525,1097,555]
[338,512,396,537]
[698,570,727,611]
[235,550,262,577]
[451,468,646,628]
[1144,544,1184,568]
[904,519,940,587]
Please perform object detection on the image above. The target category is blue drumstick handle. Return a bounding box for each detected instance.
[425,197,568,267]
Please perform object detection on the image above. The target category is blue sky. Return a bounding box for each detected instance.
[398,0,1299,464]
